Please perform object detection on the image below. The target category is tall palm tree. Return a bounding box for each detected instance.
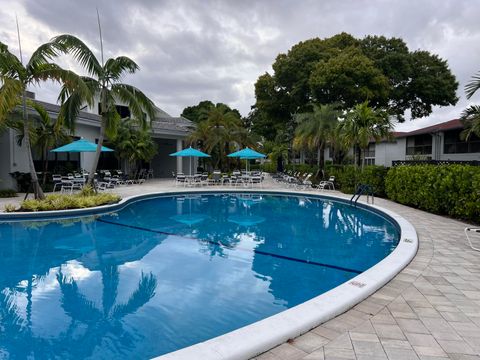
[339,101,392,167]
[11,101,70,185]
[293,104,341,167]
[0,39,85,198]
[51,35,156,185]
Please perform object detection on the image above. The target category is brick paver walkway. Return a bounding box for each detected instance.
[254,196,480,360]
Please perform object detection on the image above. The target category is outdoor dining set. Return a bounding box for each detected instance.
[174,170,265,188]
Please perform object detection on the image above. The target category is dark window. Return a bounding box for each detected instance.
[444,129,480,154]
[97,103,131,119]
[406,134,432,155]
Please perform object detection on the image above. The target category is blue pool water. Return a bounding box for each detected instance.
[0,193,399,359]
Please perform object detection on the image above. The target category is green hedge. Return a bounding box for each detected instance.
[326,165,387,196]
[385,164,480,222]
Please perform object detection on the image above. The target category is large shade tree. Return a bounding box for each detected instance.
[252,33,458,140]
[52,35,155,185]
[0,40,85,198]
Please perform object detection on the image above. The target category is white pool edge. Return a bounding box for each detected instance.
[153,191,418,360]
[0,189,418,360]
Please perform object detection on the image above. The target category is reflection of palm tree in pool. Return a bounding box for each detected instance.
[0,218,160,358]
[0,269,157,358]
[54,267,157,358]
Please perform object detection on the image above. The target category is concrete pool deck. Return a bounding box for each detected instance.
[1,177,479,359]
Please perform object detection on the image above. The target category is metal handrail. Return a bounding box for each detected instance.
[350,184,375,206]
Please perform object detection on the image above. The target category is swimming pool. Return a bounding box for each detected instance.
[0,192,404,359]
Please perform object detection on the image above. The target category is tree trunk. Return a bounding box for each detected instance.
[22,91,44,199]
[87,114,106,187]
[42,147,49,186]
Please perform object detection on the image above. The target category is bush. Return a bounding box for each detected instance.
[385,164,480,222]
[0,189,17,198]
[18,193,121,212]
[325,165,387,196]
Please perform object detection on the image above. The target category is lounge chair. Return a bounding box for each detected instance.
[465,228,480,252]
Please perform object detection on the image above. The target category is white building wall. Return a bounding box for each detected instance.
[374,138,406,167]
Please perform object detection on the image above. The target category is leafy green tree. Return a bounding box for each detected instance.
[0,40,82,198]
[293,104,341,167]
[338,101,393,167]
[181,100,242,123]
[309,47,390,108]
[252,33,458,141]
[181,100,214,123]
[52,35,155,186]
[111,118,157,172]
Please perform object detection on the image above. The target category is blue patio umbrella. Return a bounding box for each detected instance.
[169,147,210,175]
[227,147,266,172]
[51,138,114,153]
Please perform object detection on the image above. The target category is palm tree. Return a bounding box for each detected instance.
[293,104,341,167]
[460,105,480,140]
[0,39,84,198]
[188,103,244,170]
[51,35,156,185]
[111,118,157,173]
[338,101,392,167]
[11,101,70,185]
[461,72,480,140]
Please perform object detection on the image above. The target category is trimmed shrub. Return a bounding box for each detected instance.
[385,165,480,222]
[325,165,387,196]
[0,189,17,198]
[18,193,121,212]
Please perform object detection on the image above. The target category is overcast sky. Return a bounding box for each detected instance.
[1,0,479,131]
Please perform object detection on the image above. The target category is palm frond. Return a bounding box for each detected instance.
[26,41,66,73]
[0,77,23,122]
[51,35,102,77]
[0,44,25,80]
[460,105,480,140]
[111,83,155,125]
[465,71,480,99]
[104,56,139,81]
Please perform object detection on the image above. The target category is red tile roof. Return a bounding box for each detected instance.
[394,119,462,138]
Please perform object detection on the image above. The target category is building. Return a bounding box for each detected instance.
[322,119,480,167]
[0,92,194,189]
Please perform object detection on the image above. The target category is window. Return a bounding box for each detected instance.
[406,134,432,155]
[98,103,131,118]
[363,143,375,166]
[444,129,480,154]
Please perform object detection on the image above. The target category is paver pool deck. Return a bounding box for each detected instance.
[1,177,479,359]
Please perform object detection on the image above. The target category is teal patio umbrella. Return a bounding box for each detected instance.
[227,147,266,172]
[169,147,210,175]
[51,138,114,153]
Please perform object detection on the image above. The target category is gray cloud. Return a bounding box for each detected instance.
[1,0,479,130]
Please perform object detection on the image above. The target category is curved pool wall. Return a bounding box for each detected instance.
[0,190,418,360]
